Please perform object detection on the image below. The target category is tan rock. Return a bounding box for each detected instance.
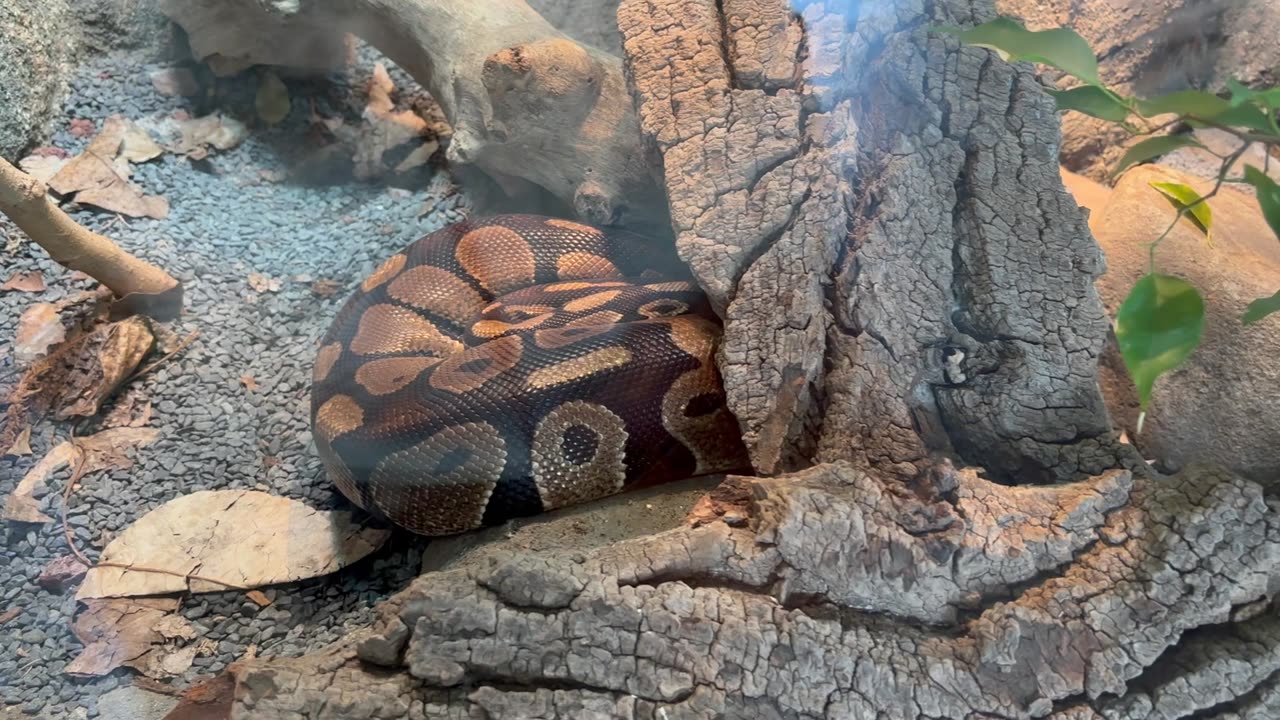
[1091,165,1280,484]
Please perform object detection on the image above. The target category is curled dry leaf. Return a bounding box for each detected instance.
[48,115,169,219]
[245,590,271,607]
[172,113,248,160]
[310,278,343,297]
[3,441,80,523]
[55,315,155,419]
[247,272,282,293]
[2,427,160,524]
[65,597,198,678]
[255,71,291,125]
[77,490,391,598]
[338,62,438,180]
[14,302,66,363]
[38,554,89,593]
[2,271,47,293]
[120,123,164,164]
[4,425,32,457]
[239,374,258,391]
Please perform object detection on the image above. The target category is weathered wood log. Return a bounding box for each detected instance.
[0,156,182,320]
[159,0,667,230]
[220,0,1280,717]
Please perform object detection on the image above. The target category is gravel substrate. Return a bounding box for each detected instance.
[0,44,464,718]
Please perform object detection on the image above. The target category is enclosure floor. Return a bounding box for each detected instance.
[0,45,467,718]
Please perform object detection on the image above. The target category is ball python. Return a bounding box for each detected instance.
[311,214,748,535]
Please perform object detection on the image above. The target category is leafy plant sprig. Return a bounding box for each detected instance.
[933,17,1280,430]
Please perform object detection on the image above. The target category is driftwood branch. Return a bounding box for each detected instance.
[0,157,182,320]
[159,0,669,231]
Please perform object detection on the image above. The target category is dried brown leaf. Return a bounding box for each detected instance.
[77,490,391,598]
[38,555,89,593]
[14,302,66,363]
[120,123,164,163]
[255,71,291,126]
[2,427,159,524]
[239,374,258,391]
[69,118,95,137]
[245,590,271,607]
[55,316,155,420]
[66,597,196,678]
[18,154,69,182]
[2,271,47,293]
[0,608,19,625]
[173,113,248,157]
[104,390,153,429]
[48,115,169,219]
[247,272,281,293]
[5,425,32,457]
[310,278,343,297]
[3,441,80,523]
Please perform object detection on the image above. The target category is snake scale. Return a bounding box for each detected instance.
[310,214,748,535]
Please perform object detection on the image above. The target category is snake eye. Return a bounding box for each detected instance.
[560,425,600,465]
[684,392,723,418]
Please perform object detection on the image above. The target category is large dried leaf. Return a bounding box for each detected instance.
[66,597,197,678]
[78,490,391,598]
[14,302,65,363]
[47,115,169,219]
[4,425,32,456]
[1,427,159,523]
[340,62,436,180]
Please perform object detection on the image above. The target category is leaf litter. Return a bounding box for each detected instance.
[47,115,169,219]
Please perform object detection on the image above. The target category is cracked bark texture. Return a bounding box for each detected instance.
[229,0,1280,717]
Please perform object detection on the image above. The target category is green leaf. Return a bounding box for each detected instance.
[1207,102,1277,133]
[1113,135,1203,176]
[1048,86,1131,122]
[1243,289,1280,325]
[934,17,1101,84]
[1114,274,1206,410]
[1243,164,1280,239]
[1149,181,1213,241]
[1227,79,1280,110]
[1136,90,1230,119]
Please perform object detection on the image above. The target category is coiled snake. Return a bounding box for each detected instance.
[310,214,748,535]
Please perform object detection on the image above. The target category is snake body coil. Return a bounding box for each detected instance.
[311,214,747,535]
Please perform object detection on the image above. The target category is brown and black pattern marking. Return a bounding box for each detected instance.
[311,214,750,535]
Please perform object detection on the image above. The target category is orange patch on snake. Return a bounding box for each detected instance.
[662,315,719,358]
[313,342,343,382]
[387,265,484,325]
[361,254,407,292]
[355,356,440,395]
[643,281,698,293]
[430,335,524,394]
[563,290,622,313]
[315,395,363,441]
[544,218,601,235]
[555,252,619,279]
[565,310,623,327]
[457,226,535,294]
[526,346,633,389]
[532,324,615,349]
[350,304,463,357]
[471,313,554,339]
[544,281,628,292]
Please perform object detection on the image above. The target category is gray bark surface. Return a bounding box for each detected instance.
[223,1,1280,717]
